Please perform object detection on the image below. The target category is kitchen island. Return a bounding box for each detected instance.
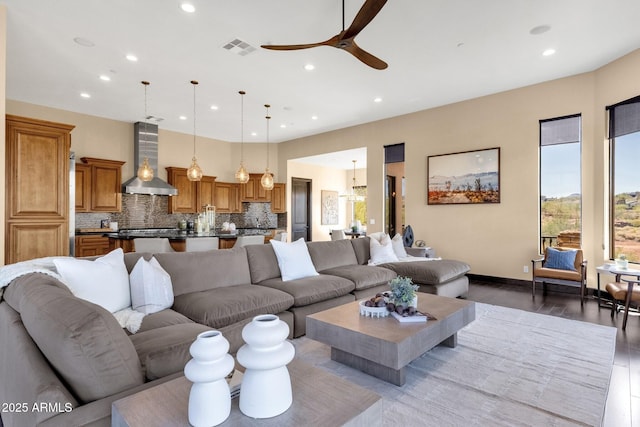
[77,228,276,252]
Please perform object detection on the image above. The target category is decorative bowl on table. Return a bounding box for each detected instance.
[359,300,389,318]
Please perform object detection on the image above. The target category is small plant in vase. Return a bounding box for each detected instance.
[615,253,629,270]
[387,276,419,316]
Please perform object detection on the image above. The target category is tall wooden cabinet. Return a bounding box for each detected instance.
[5,115,74,264]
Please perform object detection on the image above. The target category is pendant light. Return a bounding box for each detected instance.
[235,90,250,184]
[341,160,366,202]
[260,104,274,190]
[136,81,154,181]
[187,80,203,181]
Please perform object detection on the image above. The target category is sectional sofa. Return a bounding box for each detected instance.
[0,236,469,427]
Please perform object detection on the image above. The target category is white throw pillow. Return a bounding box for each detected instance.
[53,248,131,313]
[391,233,408,259]
[369,234,399,265]
[129,256,174,314]
[270,238,319,281]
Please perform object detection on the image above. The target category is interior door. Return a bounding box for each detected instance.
[385,175,396,236]
[292,177,311,241]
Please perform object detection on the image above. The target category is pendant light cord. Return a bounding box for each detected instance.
[265,104,271,169]
[191,80,198,157]
[240,91,246,162]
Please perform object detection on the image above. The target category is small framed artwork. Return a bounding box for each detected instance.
[321,190,339,224]
[427,147,500,205]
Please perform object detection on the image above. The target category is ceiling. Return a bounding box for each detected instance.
[3,0,640,148]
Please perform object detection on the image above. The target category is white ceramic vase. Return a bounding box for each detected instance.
[237,314,295,418]
[184,330,234,427]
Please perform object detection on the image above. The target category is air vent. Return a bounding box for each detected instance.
[223,38,257,56]
[145,115,164,122]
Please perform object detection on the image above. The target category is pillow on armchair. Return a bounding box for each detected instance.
[544,247,578,271]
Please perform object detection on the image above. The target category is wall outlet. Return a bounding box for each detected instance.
[523,266,529,273]
[369,219,375,225]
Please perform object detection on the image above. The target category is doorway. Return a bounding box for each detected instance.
[384,143,405,236]
[291,177,312,241]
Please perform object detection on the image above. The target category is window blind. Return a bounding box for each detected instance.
[540,115,581,146]
[608,95,640,138]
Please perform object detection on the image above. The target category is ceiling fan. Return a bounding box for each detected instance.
[261,0,388,70]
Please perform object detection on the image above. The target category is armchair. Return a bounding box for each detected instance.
[532,246,587,306]
[605,277,640,330]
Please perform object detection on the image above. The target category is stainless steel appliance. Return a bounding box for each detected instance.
[69,151,75,256]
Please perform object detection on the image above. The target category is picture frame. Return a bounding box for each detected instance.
[427,147,500,205]
[321,190,339,224]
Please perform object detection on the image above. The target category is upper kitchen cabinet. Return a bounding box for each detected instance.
[214,181,241,213]
[5,115,74,263]
[79,157,125,212]
[75,163,91,212]
[166,167,216,213]
[241,174,272,202]
[270,183,286,213]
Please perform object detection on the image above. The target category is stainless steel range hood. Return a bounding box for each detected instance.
[122,122,178,196]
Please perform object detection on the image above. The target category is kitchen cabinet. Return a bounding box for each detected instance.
[270,183,286,213]
[166,167,216,213]
[5,115,74,263]
[218,238,237,249]
[78,157,125,212]
[214,181,241,213]
[241,174,271,202]
[75,235,110,257]
[75,163,91,212]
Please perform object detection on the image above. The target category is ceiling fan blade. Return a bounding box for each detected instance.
[261,41,329,51]
[343,0,388,40]
[343,40,388,70]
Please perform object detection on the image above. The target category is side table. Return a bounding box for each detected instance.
[595,264,640,308]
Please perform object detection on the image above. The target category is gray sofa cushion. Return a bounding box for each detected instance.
[245,243,282,283]
[319,265,397,291]
[9,274,144,403]
[155,248,252,296]
[130,323,212,380]
[135,309,195,334]
[307,240,359,271]
[380,259,471,285]
[172,284,294,329]
[256,275,355,307]
[351,236,372,265]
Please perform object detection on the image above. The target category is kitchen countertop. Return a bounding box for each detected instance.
[77,228,275,240]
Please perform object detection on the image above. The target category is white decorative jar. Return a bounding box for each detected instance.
[184,330,234,427]
[237,314,295,418]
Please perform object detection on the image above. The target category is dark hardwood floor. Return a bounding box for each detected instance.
[468,278,640,427]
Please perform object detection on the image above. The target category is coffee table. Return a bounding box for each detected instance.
[306,292,475,386]
[111,359,381,426]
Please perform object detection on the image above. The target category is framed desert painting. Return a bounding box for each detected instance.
[427,147,500,205]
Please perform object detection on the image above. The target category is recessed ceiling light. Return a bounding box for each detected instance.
[542,48,556,56]
[126,54,138,62]
[179,115,187,120]
[374,97,382,103]
[73,37,95,47]
[280,124,287,128]
[99,75,111,81]
[181,3,195,13]
[80,92,91,98]
[304,64,315,71]
[311,115,318,120]
[210,105,219,110]
[530,25,551,35]
[251,132,258,136]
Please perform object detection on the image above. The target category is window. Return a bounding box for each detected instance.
[539,115,582,252]
[353,185,367,227]
[609,96,640,261]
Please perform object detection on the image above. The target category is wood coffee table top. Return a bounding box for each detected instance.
[306,292,475,385]
[112,359,381,426]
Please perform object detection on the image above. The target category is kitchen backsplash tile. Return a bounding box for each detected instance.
[75,194,285,230]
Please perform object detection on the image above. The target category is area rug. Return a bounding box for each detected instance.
[294,303,616,427]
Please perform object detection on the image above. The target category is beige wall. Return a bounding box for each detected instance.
[278,49,640,286]
[5,100,280,185]
[0,6,6,264]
